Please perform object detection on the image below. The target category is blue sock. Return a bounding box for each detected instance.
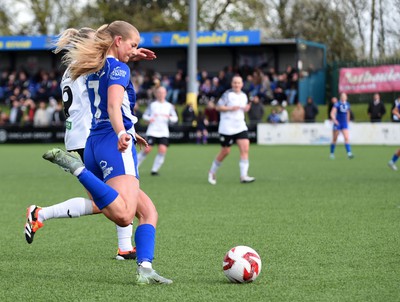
[77,168,118,210]
[330,144,335,154]
[345,144,351,153]
[392,154,399,163]
[135,224,156,264]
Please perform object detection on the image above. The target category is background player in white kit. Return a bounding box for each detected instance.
[25,27,156,260]
[137,86,178,175]
[208,75,255,185]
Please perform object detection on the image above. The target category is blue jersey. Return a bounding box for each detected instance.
[86,56,137,137]
[334,101,350,125]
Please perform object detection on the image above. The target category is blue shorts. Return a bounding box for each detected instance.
[84,130,139,183]
[333,123,348,131]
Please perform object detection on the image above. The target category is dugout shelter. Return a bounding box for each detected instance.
[0,30,326,105]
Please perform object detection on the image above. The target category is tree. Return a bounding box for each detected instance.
[370,0,376,60]
[284,0,357,61]
[0,7,13,35]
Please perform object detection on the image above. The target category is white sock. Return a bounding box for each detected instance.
[151,153,165,173]
[38,197,93,222]
[73,167,84,177]
[140,261,152,269]
[137,151,147,167]
[239,159,249,178]
[116,223,133,252]
[209,160,221,174]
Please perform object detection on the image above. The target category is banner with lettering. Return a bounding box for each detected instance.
[339,65,400,94]
[0,31,260,51]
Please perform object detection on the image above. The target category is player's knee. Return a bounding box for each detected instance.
[115,213,134,227]
[223,148,231,156]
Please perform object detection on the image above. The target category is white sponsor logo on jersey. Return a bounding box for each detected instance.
[110,66,127,80]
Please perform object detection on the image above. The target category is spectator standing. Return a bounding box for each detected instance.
[52,101,66,126]
[267,108,281,124]
[278,101,289,123]
[9,99,23,125]
[367,93,386,122]
[247,95,264,125]
[169,72,185,104]
[291,102,305,122]
[204,100,219,126]
[196,110,208,144]
[182,103,196,126]
[33,101,51,127]
[304,96,319,122]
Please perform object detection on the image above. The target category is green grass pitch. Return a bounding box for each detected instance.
[1,144,399,301]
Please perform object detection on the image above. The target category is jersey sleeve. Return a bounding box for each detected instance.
[169,104,178,123]
[108,62,130,88]
[217,90,229,107]
[142,103,152,121]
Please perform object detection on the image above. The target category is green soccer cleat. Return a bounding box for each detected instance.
[135,265,173,285]
[43,148,84,174]
[388,160,398,171]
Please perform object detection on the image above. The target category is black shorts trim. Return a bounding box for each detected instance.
[147,136,169,147]
[219,131,249,147]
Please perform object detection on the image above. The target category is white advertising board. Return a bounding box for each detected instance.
[257,122,400,145]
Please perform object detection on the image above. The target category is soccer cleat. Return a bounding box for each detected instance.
[329,154,335,160]
[115,247,137,260]
[388,160,398,171]
[150,171,159,176]
[25,205,43,244]
[347,153,354,159]
[43,148,84,174]
[240,176,256,184]
[208,172,216,185]
[135,265,173,285]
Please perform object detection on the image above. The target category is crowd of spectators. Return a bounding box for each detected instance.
[0,69,65,127]
[1,65,398,130]
[0,63,300,127]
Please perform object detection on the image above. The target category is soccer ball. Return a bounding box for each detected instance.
[222,245,262,283]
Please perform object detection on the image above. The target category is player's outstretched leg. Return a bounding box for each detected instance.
[135,265,173,285]
[42,148,84,174]
[25,205,43,244]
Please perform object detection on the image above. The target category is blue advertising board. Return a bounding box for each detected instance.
[0,30,260,51]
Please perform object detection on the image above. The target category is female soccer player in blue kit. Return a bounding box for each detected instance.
[42,21,172,285]
[330,92,354,159]
[25,27,161,261]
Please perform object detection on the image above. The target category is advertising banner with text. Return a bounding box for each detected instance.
[339,65,400,94]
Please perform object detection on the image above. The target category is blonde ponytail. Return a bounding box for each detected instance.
[63,21,139,81]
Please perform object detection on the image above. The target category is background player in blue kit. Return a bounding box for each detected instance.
[42,20,172,285]
[329,92,354,159]
[388,102,400,170]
